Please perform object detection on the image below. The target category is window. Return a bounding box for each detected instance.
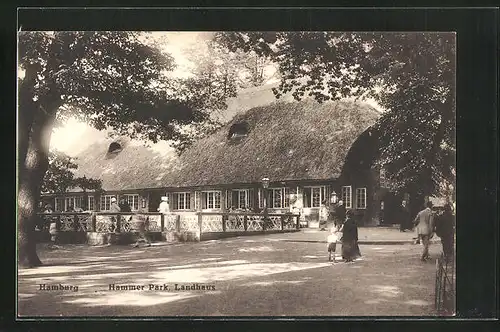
[172,192,191,210]
[63,196,83,211]
[54,197,64,212]
[227,122,249,139]
[303,186,328,208]
[380,168,388,188]
[341,186,352,209]
[108,142,122,153]
[267,187,290,209]
[202,191,221,210]
[100,195,115,211]
[88,196,94,211]
[123,194,139,211]
[229,189,252,210]
[356,188,367,209]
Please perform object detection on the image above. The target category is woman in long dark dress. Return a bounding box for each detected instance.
[341,210,358,262]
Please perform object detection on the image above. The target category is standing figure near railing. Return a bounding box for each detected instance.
[158,196,171,214]
[110,197,121,232]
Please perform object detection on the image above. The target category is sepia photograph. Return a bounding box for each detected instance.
[17,30,456,317]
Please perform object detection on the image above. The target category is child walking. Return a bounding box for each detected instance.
[327,224,341,263]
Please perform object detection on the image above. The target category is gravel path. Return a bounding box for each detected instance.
[18,234,441,317]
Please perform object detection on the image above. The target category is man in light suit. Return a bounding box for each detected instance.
[413,201,435,261]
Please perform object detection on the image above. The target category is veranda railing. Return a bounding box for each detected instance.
[36,211,301,234]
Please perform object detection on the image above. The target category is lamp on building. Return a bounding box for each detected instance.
[141,198,146,209]
[330,191,338,204]
[261,177,270,189]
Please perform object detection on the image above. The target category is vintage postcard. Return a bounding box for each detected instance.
[17,29,456,318]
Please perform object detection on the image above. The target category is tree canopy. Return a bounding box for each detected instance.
[215,32,456,199]
[42,150,102,194]
[17,31,220,267]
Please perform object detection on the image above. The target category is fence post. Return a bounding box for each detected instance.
[73,213,79,232]
[222,213,227,232]
[91,213,96,232]
[116,214,121,233]
[244,214,248,231]
[160,213,165,232]
[198,212,203,239]
[176,215,181,232]
[280,215,285,230]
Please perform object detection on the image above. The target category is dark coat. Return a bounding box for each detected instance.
[341,217,359,260]
[399,205,412,229]
[342,218,358,242]
[435,211,455,239]
[335,204,347,223]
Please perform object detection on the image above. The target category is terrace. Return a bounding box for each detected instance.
[36,211,301,245]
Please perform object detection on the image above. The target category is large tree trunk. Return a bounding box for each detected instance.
[18,110,56,268]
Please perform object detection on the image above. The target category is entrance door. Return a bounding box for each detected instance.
[381,192,400,225]
[148,191,163,212]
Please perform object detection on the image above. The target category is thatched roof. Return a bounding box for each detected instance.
[169,100,380,187]
[73,99,380,190]
[72,138,179,191]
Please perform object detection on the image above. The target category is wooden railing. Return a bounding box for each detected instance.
[36,211,301,235]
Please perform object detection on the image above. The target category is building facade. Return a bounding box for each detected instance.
[42,100,387,226]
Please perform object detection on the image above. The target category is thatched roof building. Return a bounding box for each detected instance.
[73,99,380,190]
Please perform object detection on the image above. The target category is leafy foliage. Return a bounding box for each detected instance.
[215,32,456,197]
[18,31,208,143]
[41,150,102,194]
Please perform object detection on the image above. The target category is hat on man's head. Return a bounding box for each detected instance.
[161,196,168,201]
[111,197,117,202]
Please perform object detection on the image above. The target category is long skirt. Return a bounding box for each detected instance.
[341,240,357,261]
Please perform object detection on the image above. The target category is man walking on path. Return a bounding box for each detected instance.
[132,215,151,248]
[413,201,435,261]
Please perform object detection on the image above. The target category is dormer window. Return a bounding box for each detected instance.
[228,122,249,140]
[108,142,122,154]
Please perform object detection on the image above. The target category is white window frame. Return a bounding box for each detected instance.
[64,196,83,211]
[100,195,115,211]
[54,197,64,212]
[304,186,327,208]
[356,188,367,209]
[202,191,221,210]
[380,168,388,188]
[88,196,95,211]
[123,194,140,211]
[341,186,352,209]
[269,187,290,209]
[231,189,250,210]
[172,192,191,211]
